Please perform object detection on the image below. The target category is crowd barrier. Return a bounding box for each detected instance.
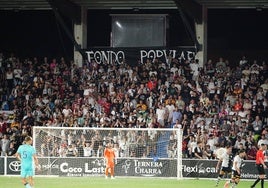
[0,157,261,179]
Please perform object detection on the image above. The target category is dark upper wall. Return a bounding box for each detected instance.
[0,8,267,64]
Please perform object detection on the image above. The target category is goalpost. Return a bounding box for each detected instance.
[32,126,183,179]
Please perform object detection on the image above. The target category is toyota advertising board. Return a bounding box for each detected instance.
[6,157,20,175]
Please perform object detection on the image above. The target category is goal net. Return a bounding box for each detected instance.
[32,127,183,179]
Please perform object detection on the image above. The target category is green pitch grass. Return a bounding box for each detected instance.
[0,176,254,188]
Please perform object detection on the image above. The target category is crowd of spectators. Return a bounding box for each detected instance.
[0,52,267,159]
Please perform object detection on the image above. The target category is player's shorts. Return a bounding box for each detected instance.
[231,170,241,180]
[256,164,265,175]
[21,169,34,178]
[221,167,232,174]
[106,160,115,168]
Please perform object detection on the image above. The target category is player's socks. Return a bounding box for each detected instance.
[251,178,260,187]
[215,177,221,186]
[231,183,236,188]
[25,183,32,188]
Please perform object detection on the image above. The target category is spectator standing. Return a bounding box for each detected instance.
[83,141,93,157]
[207,134,218,154]
[189,59,200,81]
[155,103,167,127]
[252,115,263,136]
[239,56,248,68]
[194,141,204,159]
[207,78,216,101]
[6,141,16,156]
[0,134,10,156]
[5,67,14,95]
[0,116,7,136]
[247,144,258,160]
[257,134,268,147]
[13,64,22,86]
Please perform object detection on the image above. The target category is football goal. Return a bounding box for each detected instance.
[32,127,183,179]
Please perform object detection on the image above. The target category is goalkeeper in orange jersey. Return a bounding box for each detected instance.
[104,142,116,179]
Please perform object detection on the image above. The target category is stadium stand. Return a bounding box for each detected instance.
[0,53,267,158]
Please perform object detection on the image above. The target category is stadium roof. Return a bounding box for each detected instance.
[0,0,267,10]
